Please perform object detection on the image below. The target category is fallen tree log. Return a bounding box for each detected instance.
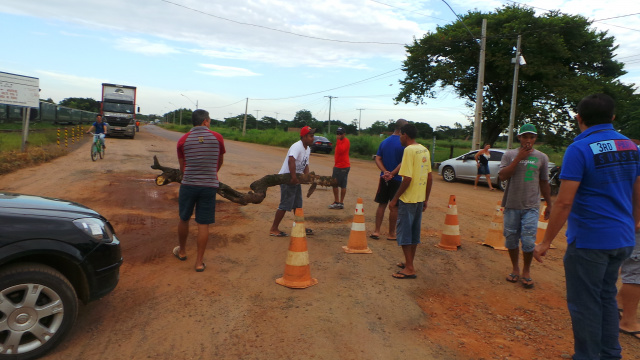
[151,155,337,205]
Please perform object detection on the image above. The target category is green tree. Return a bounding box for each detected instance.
[395,5,636,145]
[59,97,100,112]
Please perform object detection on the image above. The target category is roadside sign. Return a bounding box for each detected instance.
[0,71,40,107]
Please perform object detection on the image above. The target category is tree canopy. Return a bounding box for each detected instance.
[59,97,100,113]
[394,5,637,145]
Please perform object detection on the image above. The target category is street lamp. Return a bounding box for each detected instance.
[168,102,177,124]
[181,94,198,110]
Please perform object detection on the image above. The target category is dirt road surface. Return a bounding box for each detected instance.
[1,126,638,360]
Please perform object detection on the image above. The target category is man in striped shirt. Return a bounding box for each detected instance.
[174,109,225,272]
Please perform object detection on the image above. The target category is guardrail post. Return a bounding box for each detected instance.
[65,128,68,148]
[57,128,60,147]
[71,127,75,144]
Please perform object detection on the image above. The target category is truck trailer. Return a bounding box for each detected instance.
[101,83,137,138]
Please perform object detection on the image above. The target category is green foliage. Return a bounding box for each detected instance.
[395,5,636,145]
[59,97,100,112]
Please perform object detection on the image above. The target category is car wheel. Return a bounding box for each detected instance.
[442,166,456,182]
[0,263,78,360]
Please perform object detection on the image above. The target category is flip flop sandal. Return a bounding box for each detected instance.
[392,271,417,279]
[506,273,519,283]
[173,246,187,261]
[195,263,206,272]
[270,231,288,237]
[396,262,405,269]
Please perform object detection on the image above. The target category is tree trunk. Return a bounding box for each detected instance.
[151,155,337,205]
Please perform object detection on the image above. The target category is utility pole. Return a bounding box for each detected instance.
[356,108,365,135]
[325,96,337,133]
[242,98,248,136]
[472,18,487,150]
[255,110,261,129]
[507,35,524,149]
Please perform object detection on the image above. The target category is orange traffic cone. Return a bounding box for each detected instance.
[482,201,507,250]
[535,203,555,248]
[276,208,318,289]
[436,195,461,250]
[343,198,372,254]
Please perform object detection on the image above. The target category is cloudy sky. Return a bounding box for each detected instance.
[1,0,639,130]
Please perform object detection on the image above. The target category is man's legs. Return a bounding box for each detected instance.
[504,208,521,281]
[372,203,386,237]
[270,209,287,235]
[388,205,398,239]
[618,283,640,335]
[177,219,189,258]
[332,187,340,204]
[507,248,520,278]
[195,223,209,271]
[564,243,631,359]
[399,244,418,275]
[339,187,346,204]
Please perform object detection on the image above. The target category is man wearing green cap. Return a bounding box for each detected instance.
[498,123,552,289]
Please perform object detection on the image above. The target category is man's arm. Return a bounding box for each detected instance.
[498,148,532,180]
[86,125,95,134]
[633,176,640,230]
[288,156,299,184]
[217,153,224,171]
[539,179,552,219]
[179,157,185,174]
[389,176,411,208]
[533,179,580,262]
[423,172,433,211]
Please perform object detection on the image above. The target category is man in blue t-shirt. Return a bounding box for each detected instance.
[86,114,107,149]
[534,94,640,359]
[370,118,408,240]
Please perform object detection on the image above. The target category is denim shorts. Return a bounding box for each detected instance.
[477,163,490,175]
[278,183,302,211]
[396,200,423,246]
[332,167,350,188]
[621,235,640,284]
[179,185,217,224]
[503,208,538,252]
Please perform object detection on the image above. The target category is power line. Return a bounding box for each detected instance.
[252,68,402,101]
[160,0,405,45]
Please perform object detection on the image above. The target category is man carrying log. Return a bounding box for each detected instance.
[269,126,316,237]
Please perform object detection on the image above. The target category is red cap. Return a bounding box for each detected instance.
[300,126,316,137]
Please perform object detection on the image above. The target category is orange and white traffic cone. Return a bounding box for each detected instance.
[481,201,507,251]
[343,198,372,254]
[436,195,461,251]
[535,203,555,248]
[276,208,318,289]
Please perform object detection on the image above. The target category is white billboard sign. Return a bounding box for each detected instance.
[0,71,40,108]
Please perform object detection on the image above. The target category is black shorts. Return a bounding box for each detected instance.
[332,167,350,188]
[374,178,401,204]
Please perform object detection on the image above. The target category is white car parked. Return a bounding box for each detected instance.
[437,149,556,190]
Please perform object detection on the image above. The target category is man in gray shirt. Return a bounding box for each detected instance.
[498,124,552,289]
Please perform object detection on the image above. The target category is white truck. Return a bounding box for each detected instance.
[101,83,137,139]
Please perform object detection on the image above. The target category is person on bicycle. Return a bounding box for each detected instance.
[86,114,107,149]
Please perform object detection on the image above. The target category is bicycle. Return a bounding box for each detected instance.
[88,132,105,161]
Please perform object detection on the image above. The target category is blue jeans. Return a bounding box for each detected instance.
[396,200,422,246]
[563,242,633,360]
[503,208,538,252]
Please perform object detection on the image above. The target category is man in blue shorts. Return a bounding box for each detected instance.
[174,109,225,272]
[535,94,640,358]
[499,124,552,289]
[269,126,316,237]
[371,118,408,240]
[86,114,107,149]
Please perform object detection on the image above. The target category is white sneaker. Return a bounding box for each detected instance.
[328,203,340,209]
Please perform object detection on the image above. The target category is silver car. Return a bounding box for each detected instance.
[438,149,555,190]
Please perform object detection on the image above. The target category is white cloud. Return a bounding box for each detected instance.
[113,37,179,56]
[197,64,260,77]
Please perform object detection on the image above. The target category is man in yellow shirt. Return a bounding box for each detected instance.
[389,123,433,279]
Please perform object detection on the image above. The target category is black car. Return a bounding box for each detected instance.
[0,193,122,360]
[310,136,332,153]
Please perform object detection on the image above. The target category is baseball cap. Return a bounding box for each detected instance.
[518,124,537,135]
[300,126,316,137]
[336,127,345,134]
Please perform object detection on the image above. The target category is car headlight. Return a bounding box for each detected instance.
[73,218,114,243]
